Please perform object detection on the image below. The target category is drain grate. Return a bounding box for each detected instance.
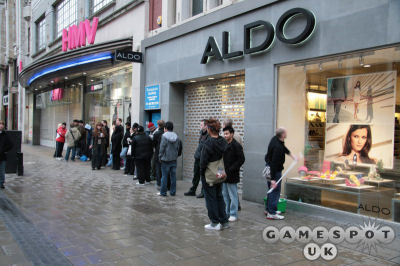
[0,192,72,266]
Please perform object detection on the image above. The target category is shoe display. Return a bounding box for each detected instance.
[184,191,196,196]
[228,216,237,222]
[266,213,285,220]
[204,223,221,231]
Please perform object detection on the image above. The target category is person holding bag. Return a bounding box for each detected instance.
[65,123,81,161]
[200,118,229,231]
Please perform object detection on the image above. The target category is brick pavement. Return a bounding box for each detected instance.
[0,144,399,265]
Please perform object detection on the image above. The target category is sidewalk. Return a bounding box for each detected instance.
[0,144,399,265]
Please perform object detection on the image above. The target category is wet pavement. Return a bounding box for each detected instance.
[0,145,399,265]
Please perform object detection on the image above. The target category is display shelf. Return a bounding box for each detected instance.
[336,183,375,191]
[364,179,395,185]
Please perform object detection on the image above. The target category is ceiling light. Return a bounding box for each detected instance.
[190,80,196,83]
[208,77,215,80]
[64,76,68,79]
[83,72,87,75]
[363,64,371,68]
[39,85,42,88]
[51,80,54,83]
[90,79,94,82]
[34,89,38,91]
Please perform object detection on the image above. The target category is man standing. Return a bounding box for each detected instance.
[185,119,208,198]
[264,128,296,220]
[132,126,153,185]
[111,118,124,170]
[152,120,165,188]
[55,122,67,159]
[147,122,157,180]
[121,122,131,169]
[77,120,86,158]
[158,122,182,197]
[222,126,245,222]
[0,121,13,189]
[102,120,110,166]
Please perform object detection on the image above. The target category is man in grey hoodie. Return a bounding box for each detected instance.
[158,121,182,196]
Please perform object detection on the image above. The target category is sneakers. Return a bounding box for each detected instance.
[264,210,282,216]
[184,191,196,196]
[136,182,145,186]
[204,223,221,231]
[228,216,237,222]
[221,222,230,230]
[266,213,285,220]
[156,192,166,197]
[121,167,125,170]
[132,175,138,180]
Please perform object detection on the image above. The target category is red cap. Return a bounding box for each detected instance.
[147,122,155,129]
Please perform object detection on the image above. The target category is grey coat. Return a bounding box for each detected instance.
[159,131,182,162]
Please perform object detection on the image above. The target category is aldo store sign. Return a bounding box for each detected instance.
[200,8,316,64]
[62,17,99,52]
[115,50,143,63]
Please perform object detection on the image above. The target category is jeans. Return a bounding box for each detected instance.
[201,175,228,225]
[65,146,76,161]
[266,172,282,215]
[0,161,6,186]
[189,158,202,193]
[120,147,128,167]
[160,161,177,196]
[222,183,238,218]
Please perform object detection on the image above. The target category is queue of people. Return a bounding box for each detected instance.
[50,116,294,230]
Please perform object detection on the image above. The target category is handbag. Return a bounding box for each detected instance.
[263,164,271,181]
[205,158,226,186]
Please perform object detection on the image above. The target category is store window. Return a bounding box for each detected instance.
[84,65,132,126]
[36,17,46,51]
[192,0,203,16]
[91,0,114,14]
[277,46,400,222]
[55,0,77,38]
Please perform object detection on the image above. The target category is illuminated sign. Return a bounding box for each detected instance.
[62,17,99,52]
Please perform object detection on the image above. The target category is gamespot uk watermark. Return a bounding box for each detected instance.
[262,221,396,261]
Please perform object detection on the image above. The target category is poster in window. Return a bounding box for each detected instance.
[325,71,396,168]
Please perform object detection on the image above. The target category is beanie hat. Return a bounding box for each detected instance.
[147,122,154,129]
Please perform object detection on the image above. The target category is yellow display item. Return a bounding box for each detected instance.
[349,175,360,187]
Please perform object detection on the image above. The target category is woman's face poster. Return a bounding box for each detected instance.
[324,71,397,168]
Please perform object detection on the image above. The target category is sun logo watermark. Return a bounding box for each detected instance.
[262,220,395,261]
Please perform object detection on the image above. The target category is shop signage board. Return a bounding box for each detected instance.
[62,17,99,52]
[145,85,160,110]
[90,83,103,92]
[115,50,143,63]
[2,95,8,106]
[201,8,316,64]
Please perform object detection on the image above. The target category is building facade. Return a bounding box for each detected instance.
[141,0,400,223]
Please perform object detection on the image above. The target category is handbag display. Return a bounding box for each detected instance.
[205,158,226,186]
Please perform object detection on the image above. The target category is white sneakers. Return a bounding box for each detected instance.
[136,182,146,186]
[204,223,222,231]
[228,216,237,222]
[266,213,285,220]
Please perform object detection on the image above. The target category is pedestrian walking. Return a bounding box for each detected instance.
[91,122,108,170]
[157,121,182,196]
[124,127,135,176]
[264,128,296,220]
[152,120,165,187]
[0,120,13,189]
[200,118,229,231]
[55,122,67,159]
[120,122,131,170]
[102,120,110,166]
[132,126,153,185]
[111,118,124,170]
[65,123,81,161]
[185,119,208,198]
[222,126,245,222]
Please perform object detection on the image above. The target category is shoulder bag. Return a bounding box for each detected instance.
[205,158,226,186]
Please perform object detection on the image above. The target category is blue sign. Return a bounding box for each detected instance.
[145,84,160,110]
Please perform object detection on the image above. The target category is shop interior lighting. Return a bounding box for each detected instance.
[28,52,113,85]
[51,80,54,83]
[359,56,364,66]
[208,77,215,80]
[363,64,371,68]
[90,79,94,82]
[83,72,87,75]
[319,63,323,71]
[190,80,196,83]
[64,76,68,79]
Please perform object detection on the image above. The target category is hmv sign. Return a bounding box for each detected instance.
[62,17,99,52]
[201,8,316,64]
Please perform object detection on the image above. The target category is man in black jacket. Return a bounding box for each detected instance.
[185,119,208,198]
[222,126,245,222]
[132,126,153,185]
[265,128,296,220]
[152,120,165,187]
[102,120,110,166]
[111,118,124,170]
[0,121,13,189]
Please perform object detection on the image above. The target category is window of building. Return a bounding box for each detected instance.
[277,46,400,222]
[36,17,46,51]
[92,0,113,14]
[55,0,77,38]
[192,0,203,16]
[149,0,162,31]
[27,27,31,54]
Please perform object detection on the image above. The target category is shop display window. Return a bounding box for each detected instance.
[277,46,400,222]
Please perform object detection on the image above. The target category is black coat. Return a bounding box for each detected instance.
[132,132,153,160]
[104,125,110,148]
[194,130,209,160]
[200,136,227,176]
[223,139,245,183]
[265,136,290,181]
[111,125,124,155]
[0,131,13,162]
[152,127,164,156]
[122,129,131,148]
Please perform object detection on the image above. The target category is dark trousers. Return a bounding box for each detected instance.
[266,172,282,215]
[189,158,202,193]
[125,156,135,175]
[150,153,157,180]
[55,141,64,157]
[112,152,121,170]
[136,159,151,184]
[102,147,108,166]
[201,176,228,224]
[333,100,343,123]
[92,145,104,170]
[154,159,162,186]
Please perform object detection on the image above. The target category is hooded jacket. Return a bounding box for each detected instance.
[159,131,182,162]
[200,136,228,176]
[65,127,81,148]
[132,132,153,160]
[0,130,13,162]
[194,130,209,160]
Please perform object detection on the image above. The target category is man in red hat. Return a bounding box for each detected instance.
[147,122,157,180]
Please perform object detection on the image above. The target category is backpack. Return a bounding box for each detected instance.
[205,158,226,186]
